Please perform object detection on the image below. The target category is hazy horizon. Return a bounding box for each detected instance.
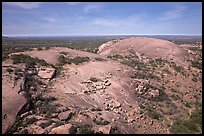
[3,34,202,38]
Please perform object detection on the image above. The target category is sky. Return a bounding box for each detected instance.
[2,2,202,36]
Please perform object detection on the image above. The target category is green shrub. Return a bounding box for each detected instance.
[163,69,171,74]
[25,59,36,68]
[144,83,157,90]
[78,124,94,134]
[39,119,53,129]
[37,47,43,50]
[171,63,184,74]
[71,56,90,65]
[38,103,58,115]
[57,56,90,66]
[58,55,67,66]
[90,107,102,111]
[148,110,162,120]
[110,126,121,134]
[191,61,202,69]
[107,54,124,60]
[121,59,145,69]
[22,117,38,127]
[170,108,202,134]
[6,68,13,73]
[95,57,106,61]
[11,54,50,67]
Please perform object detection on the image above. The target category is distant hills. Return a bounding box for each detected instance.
[2,36,8,39]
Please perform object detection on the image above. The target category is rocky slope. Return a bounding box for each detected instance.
[2,38,202,134]
[98,37,189,66]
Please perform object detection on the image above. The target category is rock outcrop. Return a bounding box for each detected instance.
[49,124,76,134]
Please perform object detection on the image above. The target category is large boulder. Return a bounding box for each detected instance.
[99,125,112,134]
[58,110,75,121]
[2,77,27,134]
[49,124,76,134]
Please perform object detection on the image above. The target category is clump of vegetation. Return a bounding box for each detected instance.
[12,54,28,64]
[57,55,90,66]
[110,126,121,134]
[24,76,45,91]
[31,93,57,102]
[37,47,43,50]
[86,48,99,54]
[93,118,110,125]
[170,62,185,75]
[170,108,202,134]
[95,57,106,61]
[2,46,34,62]
[58,55,69,66]
[11,54,50,68]
[191,60,202,69]
[90,107,102,111]
[39,119,53,129]
[14,68,23,78]
[183,101,192,108]
[71,56,90,65]
[147,110,162,120]
[37,102,58,117]
[163,68,171,74]
[6,68,14,74]
[21,117,38,127]
[144,83,158,90]
[142,83,168,102]
[107,54,124,60]
[121,59,145,69]
[78,124,94,134]
[149,58,168,67]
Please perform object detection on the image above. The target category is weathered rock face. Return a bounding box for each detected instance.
[99,125,112,134]
[49,124,76,134]
[2,77,27,134]
[19,91,31,100]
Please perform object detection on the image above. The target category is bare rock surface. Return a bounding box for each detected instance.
[99,125,112,134]
[49,124,76,134]
[98,37,189,66]
[2,73,27,134]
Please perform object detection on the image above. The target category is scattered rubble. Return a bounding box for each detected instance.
[37,67,56,80]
